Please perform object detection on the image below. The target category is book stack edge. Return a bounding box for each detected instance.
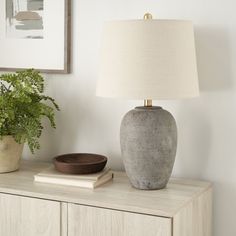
[34,166,113,189]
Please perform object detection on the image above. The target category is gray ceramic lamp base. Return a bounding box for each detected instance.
[120,106,177,190]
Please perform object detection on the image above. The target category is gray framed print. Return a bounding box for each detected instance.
[0,0,71,73]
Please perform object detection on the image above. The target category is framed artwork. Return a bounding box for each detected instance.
[0,0,71,73]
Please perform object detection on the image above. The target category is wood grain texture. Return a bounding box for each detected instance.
[68,204,171,236]
[0,193,61,236]
[61,202,68,236]
[173,188,212,236]
[0,160,212,217]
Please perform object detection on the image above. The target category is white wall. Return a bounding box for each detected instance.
[23,0,236,235]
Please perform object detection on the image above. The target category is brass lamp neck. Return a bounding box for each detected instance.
[144,99,153,107]
[143,13,153,107]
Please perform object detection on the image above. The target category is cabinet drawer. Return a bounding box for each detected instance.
[68,204,171,236]
[0,193,61,236]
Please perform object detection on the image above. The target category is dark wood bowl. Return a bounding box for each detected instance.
[53,153,107,174]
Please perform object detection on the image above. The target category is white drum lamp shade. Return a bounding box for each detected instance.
[96,19,199,99]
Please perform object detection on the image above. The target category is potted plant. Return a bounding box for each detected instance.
[0,69,59,173]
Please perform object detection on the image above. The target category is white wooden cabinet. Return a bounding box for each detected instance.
[0,161,212,236]
[68,204,171,236]
[0,193,61,236]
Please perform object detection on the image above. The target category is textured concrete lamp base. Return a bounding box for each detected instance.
[120,107,177,190]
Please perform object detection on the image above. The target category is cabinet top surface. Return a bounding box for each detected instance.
[0,161,212,217]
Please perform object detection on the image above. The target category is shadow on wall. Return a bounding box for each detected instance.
[174,26,233,177]
[174,101,212,178]
[176,26,236,236]
[194,26,233,91]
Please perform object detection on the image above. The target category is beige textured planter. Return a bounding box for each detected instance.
[0,136,24,173]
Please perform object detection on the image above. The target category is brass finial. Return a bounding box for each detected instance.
[143,13,153,20]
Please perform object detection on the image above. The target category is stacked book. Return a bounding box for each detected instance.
[34,166,113,189]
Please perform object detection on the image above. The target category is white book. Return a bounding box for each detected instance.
[35,166,110,180]
[34,166,113,189]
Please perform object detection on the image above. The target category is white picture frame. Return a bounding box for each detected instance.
[0,0,71,73]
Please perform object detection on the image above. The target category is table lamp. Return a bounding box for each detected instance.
[96,13,199,190]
